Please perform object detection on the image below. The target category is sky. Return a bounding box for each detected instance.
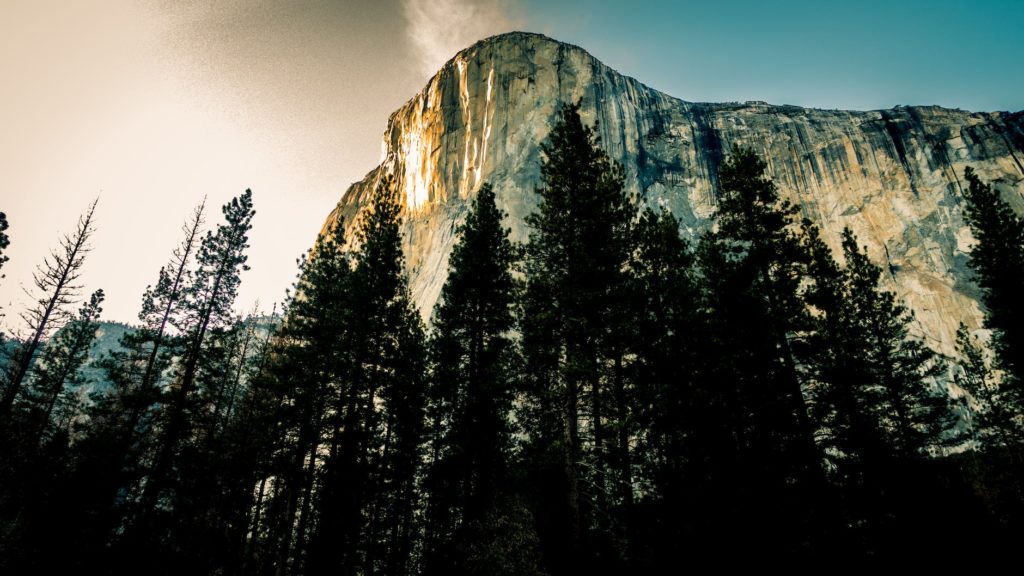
[1,0,1021,328]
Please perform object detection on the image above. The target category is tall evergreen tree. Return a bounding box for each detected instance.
[955,324,1022,448]
[136,199,207,422]
[1,199,97,416]
[420,183,526,575]
[307,178,427,576]
[55,200,224,558]
[835,230,954,459]
[805,228,956,458]
[19,289,104,446]
[87,200,205,498]
[696,145,826,554]
[0,288,103,573]
[803,227,958,551]
[258,219,352,574]
[132,190,254,560]
[961,167,1024,414]
[518,102,636,572]
[627,208,710,566]
[69,200,208,545]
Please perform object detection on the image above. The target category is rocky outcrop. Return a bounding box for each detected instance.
[323,32,1024,357]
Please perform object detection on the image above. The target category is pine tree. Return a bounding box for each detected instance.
[307,178,427,576]
[838,229,954,459]
[19,289,104,446]
[961,167,1024,416]
[132,190,254,560]
[955,324,1022,449]
[627,208,710,565]
[801,232,859,457]
[136,199,207,423]
[259,219,352,573]
[66,200,208,550]
[0,289,103,572]
[351,179,427,576]
[421,183,525,574]
[696,145,825,553]
[69,200,207,526]
[1,199,97,416]
[518,102,636,572]
[804,227,958,550]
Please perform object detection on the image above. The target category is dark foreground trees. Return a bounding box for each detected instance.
[954,167,1024,540]
[518,101,637,573]
[0,289,105,571]
[960,167,1024,420]
[1,199,98,416]
[303,179,427,576]
[420,183,535,575]
[2,111,1022,574]
[217,179,427,576]
[18,289,105,446]
[803,226,962,553]
[692,146,831,556]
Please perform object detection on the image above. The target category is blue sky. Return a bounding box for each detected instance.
[519,0,1023,111]
[1,0,1020,325]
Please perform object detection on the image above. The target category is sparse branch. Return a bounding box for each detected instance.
[1,198,97,415]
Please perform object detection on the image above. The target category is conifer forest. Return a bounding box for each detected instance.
[2,103,1023,574]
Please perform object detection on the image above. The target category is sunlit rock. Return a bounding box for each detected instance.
[322,32,1024,357]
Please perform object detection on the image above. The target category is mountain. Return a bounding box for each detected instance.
[322,31,1024,357]
[80,321,132,385]
[0,322,131,393]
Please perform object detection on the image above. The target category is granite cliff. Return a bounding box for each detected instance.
[323,32,1024,357]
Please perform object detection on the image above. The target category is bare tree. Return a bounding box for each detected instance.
[137,197,206,397]
[1,199,98,415]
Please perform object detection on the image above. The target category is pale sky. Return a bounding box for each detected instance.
[1,0,1020,327]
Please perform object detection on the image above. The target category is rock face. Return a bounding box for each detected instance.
[323,31,1024,357]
